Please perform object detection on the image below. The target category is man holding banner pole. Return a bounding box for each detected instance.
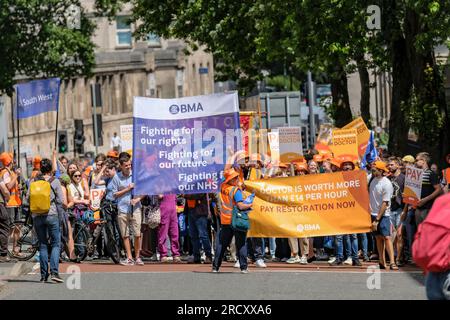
[414,152,442,225]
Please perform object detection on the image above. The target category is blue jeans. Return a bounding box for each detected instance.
[336,234,358,261]
[33,214,61,278]
[188,212,212,260]
[403,209,416,260]
[426,271,450,300]
[358,233,368,258]
[261,238,276,257]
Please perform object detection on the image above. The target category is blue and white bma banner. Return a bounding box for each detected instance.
[16,78,61,119]
[133,92,241,195]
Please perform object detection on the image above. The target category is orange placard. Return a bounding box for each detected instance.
[90,189,106,210]
[329,128,358,162]
[342,117,370,158]
[314,124,333,155]
[402,166,423,206]
[245,170,371,237]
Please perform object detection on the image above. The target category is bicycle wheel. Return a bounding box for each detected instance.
[7,221,38,261]
[72,222,89,261]
[103,224,121,264]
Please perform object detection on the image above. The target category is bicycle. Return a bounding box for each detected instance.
[71,204,121,264]
[7,208,70,261]
[7,212,38,261]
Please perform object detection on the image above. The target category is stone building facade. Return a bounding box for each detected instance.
[2,0,214,165]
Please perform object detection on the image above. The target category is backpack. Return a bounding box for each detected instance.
[412,193,450,273]
[29,177,55,214]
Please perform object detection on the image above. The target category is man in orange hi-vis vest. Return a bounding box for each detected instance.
[212,169,253,274]
[0,152,22,257]
[0,153,22,216]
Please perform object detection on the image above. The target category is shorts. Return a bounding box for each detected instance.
[118,208,142,238]
[372,215,392,237]
[390,208,403,230]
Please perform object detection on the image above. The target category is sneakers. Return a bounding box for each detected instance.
[234,261,240,268]
[241,269,249,274]
[187,256,201,264]
[40,274,49,282]
[150,253,159,262]
[352,259,362,267]
[0,255,11,263]
[173,256,182,263]
[286,256,301,264]
[255,259,267,268]
[161,257,171,263]
[272,257,281,262]
[330,259,343,266]
[299,255,308,265]
[204,256,213,264]
[212,268,219,273]
[135,257,144,266]
[343,257,353,265]
[50,273,64,283]
[363,255,370,262]
[120,258,135,266]
[281,257,289,262]
[328,257,336,264]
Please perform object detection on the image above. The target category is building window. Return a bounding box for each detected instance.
[116,16,132,47]
[147,33,161,47]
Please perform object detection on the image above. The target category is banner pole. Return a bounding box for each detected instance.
[10,95,16,162]
[16,93,20,166]
[55,103,59,151]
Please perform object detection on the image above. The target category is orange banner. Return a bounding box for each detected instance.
[342,117,370,158]
[245,170,371,237]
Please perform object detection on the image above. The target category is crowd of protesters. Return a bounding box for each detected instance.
[0,146,449,284]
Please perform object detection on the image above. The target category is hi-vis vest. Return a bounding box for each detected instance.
[219,185,238,225]
[0,168,21,207]
[442,168,450,185]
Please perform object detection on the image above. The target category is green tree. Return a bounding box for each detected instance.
[0,0,96,95]
[374,0,450,162]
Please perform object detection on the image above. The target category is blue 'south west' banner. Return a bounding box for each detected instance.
[16,78,61,119]
[132,92,241,195]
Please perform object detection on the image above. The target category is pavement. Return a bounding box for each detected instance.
[0,260,427,300]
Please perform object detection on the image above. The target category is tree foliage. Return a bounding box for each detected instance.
[0,0,96,95]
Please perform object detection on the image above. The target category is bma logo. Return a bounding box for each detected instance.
[297,224,320,232]
[169,103,204,114]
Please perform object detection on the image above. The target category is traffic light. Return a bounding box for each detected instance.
[58,131,68,153]
[74,119,85,155]
[92,114,103,146]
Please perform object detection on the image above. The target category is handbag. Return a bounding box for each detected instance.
[229,187,250,232]
[143,196,161,229]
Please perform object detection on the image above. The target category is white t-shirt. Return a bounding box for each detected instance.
[68,183,85,201]
[369,176,393,217]
[111,136,121,148]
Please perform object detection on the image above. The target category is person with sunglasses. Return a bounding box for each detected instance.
[89,154,107,190]
[67,170,90,209]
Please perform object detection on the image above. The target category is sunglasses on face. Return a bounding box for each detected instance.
[73,175,81,178]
